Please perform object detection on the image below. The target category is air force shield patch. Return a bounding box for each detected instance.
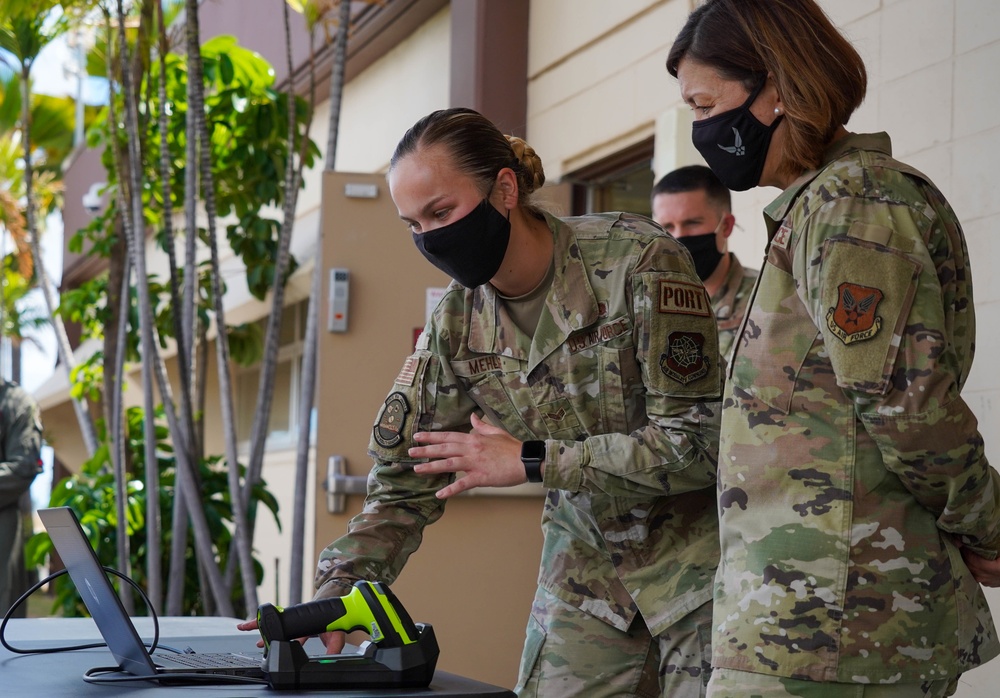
[827,282,884,345]
[659,331,710,384]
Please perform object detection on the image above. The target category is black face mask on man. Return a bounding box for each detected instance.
[675,227,724,281]
[691,77,782,191]
[412,198,511,288]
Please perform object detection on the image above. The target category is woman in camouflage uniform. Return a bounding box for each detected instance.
[667,1,1000,696]
[312,108,723,697]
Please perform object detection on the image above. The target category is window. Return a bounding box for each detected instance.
[567,137,655,217]
[236,300,309,448]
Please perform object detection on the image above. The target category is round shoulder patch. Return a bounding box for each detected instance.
[373,392,410,448]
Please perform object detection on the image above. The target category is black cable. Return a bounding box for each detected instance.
[4,567,268,687]
[0,566,161,655]
[82,666,269,685]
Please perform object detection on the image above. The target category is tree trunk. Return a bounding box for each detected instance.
[183,0,257,613]
[238,0,312,552]
[288,0,350,606]
[288,0,336,605]
[116,0,235,617]
[111,255,134,614]
[19,65,99,458]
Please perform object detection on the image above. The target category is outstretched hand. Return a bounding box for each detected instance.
[236,618,347,654]
[408,413,527,498]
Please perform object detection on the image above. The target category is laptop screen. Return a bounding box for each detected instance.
[38,507,158,677]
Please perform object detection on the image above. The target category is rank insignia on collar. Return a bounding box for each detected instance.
[373,392,410,448]
[659,331,710,384]
[826,282,884,344]
[771,222,792,250]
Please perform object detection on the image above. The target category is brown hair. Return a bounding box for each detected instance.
[390,108,545,209]
[666,0,867,175]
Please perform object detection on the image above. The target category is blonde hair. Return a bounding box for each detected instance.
[390,108,545,209]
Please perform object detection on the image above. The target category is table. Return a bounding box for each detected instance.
[0,616,515,697]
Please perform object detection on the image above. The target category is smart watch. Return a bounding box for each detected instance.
[520,440,546,483]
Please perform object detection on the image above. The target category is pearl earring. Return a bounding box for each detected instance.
[774,107,781,115]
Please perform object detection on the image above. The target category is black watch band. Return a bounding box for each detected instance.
[520,440,545,483]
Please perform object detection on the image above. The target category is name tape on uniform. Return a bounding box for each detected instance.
[658,280,711,317]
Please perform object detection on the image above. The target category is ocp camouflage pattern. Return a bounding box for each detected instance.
[711,252,757,365]
[316,211,722,643]
[713,132,1000,684]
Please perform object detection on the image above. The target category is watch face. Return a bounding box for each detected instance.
[521,440,545,461]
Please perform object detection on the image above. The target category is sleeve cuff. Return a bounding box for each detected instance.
[541,439,583,493]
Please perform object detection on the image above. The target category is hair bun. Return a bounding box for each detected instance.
[507,135,546,193]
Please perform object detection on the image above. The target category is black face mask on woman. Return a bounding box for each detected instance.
[412,198,511,288]
[691,78,782,191]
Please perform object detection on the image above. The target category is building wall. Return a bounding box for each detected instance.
[334,6,452,174]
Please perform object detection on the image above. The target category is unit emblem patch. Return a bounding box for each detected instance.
[373,392,410,448]
[826,282,884,345]
[659,331,710,384]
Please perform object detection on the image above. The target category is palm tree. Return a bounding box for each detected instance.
[0,0,100,456]
[0,251,50,383]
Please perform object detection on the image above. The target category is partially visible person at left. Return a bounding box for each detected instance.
[651,165,757,364]
[0,379,43,617]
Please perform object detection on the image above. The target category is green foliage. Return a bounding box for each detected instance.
[26,405,281,618]
[68,351,104,402]
[227,320,266,367]
[0,252,49,346]
[0,3,70,69]
[74,34,318,307]
[58,275,108,343]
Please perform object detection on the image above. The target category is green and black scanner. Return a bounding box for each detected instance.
[255,580,439,690]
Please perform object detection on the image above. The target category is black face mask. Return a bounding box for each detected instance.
[691,78,782,191]
[675,231,724,281]
[412,198,511,288]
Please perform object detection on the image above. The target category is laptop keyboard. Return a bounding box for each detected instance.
[158,652,261,669]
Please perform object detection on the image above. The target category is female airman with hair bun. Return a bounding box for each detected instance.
[310,107,724,696]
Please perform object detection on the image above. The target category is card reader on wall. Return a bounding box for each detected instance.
[328,268,350,332]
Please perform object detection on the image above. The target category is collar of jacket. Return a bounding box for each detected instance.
[763,132,893,238]
[467,211,601,374]
[713,252,747,319]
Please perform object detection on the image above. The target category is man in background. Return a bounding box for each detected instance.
[0,379,43,617]
[652,165,758,363]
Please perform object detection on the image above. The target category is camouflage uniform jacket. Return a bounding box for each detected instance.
[0,380,43,611]
[713,253,757,365]
[714,132,1000,683]
[0,381,42,510]
[316,212,723,636]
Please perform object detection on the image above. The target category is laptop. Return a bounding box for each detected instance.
[38,506,266,680]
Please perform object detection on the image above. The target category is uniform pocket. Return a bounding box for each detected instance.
[513,614,546,696]
[459,372,532,437]
[730,261,818,415]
